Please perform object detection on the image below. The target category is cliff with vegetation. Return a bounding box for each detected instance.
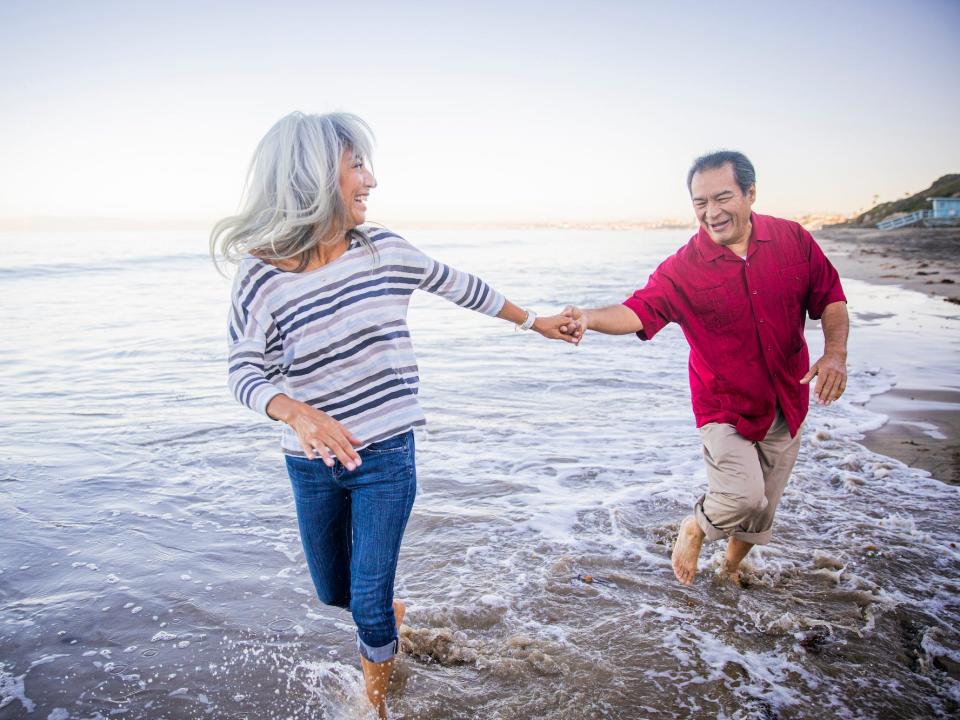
[841,174,960,227]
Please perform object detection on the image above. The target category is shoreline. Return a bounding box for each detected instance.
[815,226,960,301]
[815,226,960,484]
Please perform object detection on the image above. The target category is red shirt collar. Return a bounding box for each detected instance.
[696,212,770,262]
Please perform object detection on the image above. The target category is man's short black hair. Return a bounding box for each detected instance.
[686,151,756,195]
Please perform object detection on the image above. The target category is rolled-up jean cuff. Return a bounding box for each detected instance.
[694,495,729,543]
[731,528,773,545]
[357,633,397,663]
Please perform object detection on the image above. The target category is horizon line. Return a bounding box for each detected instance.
[0,211,855,233]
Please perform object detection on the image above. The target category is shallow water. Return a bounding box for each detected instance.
[1,228,958,719]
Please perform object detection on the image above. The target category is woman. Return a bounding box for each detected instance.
[211,111,574,717]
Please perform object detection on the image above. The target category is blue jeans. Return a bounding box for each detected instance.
[285,431,416,663]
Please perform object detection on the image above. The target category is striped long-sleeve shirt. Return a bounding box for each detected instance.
[227,227,506,455]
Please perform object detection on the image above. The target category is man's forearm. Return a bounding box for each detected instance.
[584,304,645,335]
[820,301,849,356]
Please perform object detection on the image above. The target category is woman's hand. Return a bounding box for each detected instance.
[533,314,581,344]
[267,395,363,468]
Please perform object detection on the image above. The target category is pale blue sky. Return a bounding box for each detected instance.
[1,0,958,224]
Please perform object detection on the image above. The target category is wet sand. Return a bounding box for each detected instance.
[815,226,960,484]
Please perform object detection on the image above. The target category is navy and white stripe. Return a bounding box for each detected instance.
[226,228,505,455]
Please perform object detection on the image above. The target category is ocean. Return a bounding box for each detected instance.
[1,228,958,719]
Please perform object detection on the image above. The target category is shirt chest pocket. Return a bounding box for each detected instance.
[689,284,736,329]
[777,262,810,314]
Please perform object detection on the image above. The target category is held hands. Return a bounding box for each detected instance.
[272,397,363,468]
[800,351,847,405]
[532,313,582,344]
[559,305,588,345]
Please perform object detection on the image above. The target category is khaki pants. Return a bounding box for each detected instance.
[693,410,802,546]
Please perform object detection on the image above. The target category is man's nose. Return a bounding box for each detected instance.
[365,170,377,188]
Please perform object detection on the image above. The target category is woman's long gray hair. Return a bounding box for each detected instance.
[211,111,375,272]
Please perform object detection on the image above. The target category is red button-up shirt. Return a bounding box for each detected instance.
[623,213,846,441]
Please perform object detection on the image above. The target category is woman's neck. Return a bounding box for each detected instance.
[311,236,350,267]
[273,232,351,272]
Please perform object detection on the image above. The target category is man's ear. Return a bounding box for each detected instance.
[747,184,756,205]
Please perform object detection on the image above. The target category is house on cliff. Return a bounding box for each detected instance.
[877,196,960,230]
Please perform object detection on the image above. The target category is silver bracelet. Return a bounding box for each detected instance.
[518,309,537,331]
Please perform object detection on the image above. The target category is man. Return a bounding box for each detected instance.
[560,151,848,585]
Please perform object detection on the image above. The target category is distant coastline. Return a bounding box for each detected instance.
[0,215,700,232]
[0,214,849,233]
[3,171,955,234]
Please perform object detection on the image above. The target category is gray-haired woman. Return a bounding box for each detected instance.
[211,111,574,717]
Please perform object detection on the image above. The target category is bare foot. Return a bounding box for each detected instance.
[671,516,705,585]
[722,537,753,587]
[359,655,392,719]
[719,564,743,587]
[393,599,406,630]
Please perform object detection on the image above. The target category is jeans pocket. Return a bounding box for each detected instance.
[363,432,409,456]
[285,454,314,477]
[285,453,338,481]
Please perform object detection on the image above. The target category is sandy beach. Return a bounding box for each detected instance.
[815,226,960,484]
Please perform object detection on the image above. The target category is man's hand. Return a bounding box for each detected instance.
[533,314,581,344]
[804,301,850,405]
[559,305,588,344]
[800,351,847,405]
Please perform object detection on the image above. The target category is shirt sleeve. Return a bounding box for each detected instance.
[803,229,847,320]
[408,242,505,317]
[622,261,680,341]
[227,265,284,418]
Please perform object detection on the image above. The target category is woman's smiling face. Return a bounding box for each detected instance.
[339,148,377,227]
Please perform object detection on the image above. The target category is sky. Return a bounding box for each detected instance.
[1,0,958,226]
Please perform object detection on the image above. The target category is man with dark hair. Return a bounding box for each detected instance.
[686,150,757,196]
[560,151,849,585]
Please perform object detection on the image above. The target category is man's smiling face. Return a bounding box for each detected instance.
[690,162,756,247]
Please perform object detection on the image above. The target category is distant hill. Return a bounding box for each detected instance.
[842,174,960,227]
